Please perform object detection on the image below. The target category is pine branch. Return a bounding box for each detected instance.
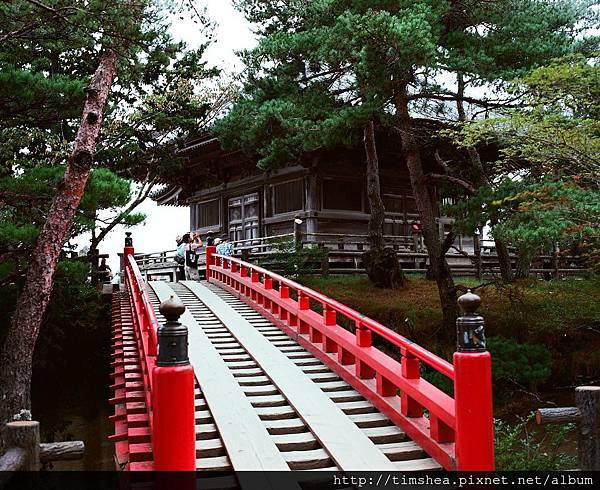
[424,173,476,194]
[90,175,156,249]
[441,230,457,256]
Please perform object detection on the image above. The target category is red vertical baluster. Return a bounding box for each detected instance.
[297,292,309,334]
[322,308,337,352]
[279,286,289,321]
[263,277,272,309]
[355,321,375,378]
[400,347,423,417]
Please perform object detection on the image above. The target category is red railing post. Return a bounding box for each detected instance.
[453,290,495,470]
[400,348,423,417]
[355,320,375,379]
[297,292,309,334]
[323,307,337,352]
[205,245,216,281]
[152,296,196,471]
[279,286,289,321]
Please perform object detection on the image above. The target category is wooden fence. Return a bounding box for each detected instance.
[131,231,587,280]
[0,420,84,471]
[536,386,600,470]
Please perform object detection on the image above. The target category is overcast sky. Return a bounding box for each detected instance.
[77,1,256,271]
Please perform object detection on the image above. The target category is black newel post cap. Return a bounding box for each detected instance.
[157,295,189,366]
[458,289,481,315]
[125,231,133,247]
[456,289,486,352]
[159,295,186,321]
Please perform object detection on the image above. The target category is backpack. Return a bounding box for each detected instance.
[185,249,198,268]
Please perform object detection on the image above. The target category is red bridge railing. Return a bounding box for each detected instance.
[206,246,494,471]
[120,239,196,471]
[124,252,158,426]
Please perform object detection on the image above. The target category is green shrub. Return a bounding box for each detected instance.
[495,413,577,470]
[488,336,552,390]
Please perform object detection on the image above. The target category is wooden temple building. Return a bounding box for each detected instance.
[151,127,459,243]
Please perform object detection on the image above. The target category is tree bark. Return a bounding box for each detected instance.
[394,88,458,329]
[364,121,385,252]
[491,222,513,282]
[362,121,404,288]
[0,50,117,429]
[515,251,532,279]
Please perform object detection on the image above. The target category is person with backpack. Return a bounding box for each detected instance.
[178,232,203,281]
[174,235,185,280]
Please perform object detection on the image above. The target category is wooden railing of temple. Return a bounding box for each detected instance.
[205,246,495,470]
[131,231,587,280]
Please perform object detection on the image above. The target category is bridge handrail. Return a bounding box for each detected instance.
[124,254,159,427]
[212,253,453,379]
[125,254,159,354]
[119,239,197,471]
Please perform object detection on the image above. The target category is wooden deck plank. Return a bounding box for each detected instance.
[182,281,397,471]
[378,441,426,461]
[394,457,442,470]
[362,425,407,444]
[283,449,333,470]
[270,432,320,451]
[149,281,290,471]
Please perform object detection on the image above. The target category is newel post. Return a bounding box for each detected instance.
[152,296,196,471]
[124,232,134,258]
[453,290,495,470]
[205,245,216,282]
[121,232,134,276]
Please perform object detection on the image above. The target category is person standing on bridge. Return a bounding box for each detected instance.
[181,233,202,281]
[175,235,185,281]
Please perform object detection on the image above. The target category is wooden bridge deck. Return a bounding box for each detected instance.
[145,280,440,472]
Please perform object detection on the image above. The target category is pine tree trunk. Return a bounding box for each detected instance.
[468,150,514,283]
[515,251,532,279]
[495,238,513,281]
[457,75,514,283]
[362,121,404,288]
[365,121,384,252]
[394,90,458,329]
[0,50,117,429]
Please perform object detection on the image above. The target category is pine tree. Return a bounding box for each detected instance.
[449,55,600,272]
[0,0,220,428]
[219,0,593,328]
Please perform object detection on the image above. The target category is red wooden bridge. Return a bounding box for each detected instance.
[109,237,494,473]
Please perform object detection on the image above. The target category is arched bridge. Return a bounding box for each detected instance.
[109,241,494,473]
